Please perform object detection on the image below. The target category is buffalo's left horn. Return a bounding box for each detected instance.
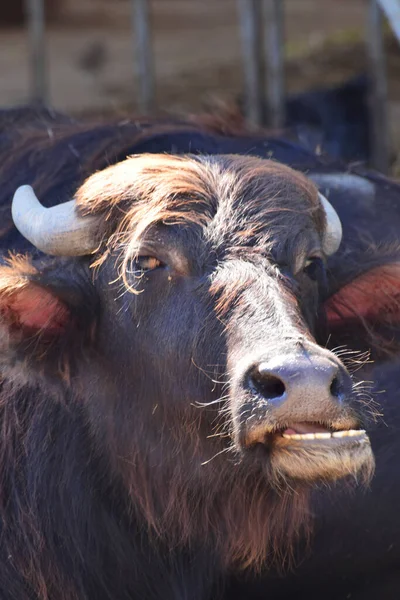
[12,185,99,256]
[318,193,342,255]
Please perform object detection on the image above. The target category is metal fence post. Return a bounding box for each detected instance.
[237,0,264,127]
[25,0,47,105]
[262,0,285,129]
[132,0,155,113]
[367,0,390,173]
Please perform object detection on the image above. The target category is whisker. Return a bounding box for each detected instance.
[201,447,231,466]
[192,397,228,408]
[206,432,231,439]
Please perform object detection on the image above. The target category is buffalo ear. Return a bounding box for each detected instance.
[0,255,86,345]
[324,263,400,330]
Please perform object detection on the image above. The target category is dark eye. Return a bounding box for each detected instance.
[134,256,163,272]
[303,257,324,282]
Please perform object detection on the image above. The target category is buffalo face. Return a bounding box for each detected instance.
[69,155,373,488]
[1,153,374,568]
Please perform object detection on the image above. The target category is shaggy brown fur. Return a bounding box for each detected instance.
[74,153,325,279]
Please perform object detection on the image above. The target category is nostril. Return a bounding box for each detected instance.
[329,374,343,399]
[250,371,286,401]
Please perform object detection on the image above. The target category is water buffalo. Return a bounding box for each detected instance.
[0,108,397,600]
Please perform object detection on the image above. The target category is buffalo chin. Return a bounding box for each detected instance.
[269,433,375,483]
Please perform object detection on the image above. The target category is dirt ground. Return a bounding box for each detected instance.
[1,0,400,164]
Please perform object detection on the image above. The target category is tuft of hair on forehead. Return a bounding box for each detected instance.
[74,153,323,279]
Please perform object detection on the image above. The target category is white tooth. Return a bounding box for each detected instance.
[315,432,332,439]
[349,429,366,437]
[282,433,317,440]
[332,429,366,438]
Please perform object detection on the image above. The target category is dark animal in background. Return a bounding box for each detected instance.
[239,75,370,163]
[285,75,370,163]
[0,108,399,600]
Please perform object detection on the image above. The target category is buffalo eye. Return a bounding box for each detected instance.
[303,256,325,282]
[134,256,163,272]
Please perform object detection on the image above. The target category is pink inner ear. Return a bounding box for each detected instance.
[3,284,70,335]
[325,264,400,327]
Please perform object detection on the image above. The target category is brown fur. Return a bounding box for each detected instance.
[74,153,324,283]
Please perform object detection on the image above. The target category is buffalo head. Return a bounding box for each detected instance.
[1,154,374,569]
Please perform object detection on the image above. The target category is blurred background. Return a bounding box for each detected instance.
[1,0,399,173]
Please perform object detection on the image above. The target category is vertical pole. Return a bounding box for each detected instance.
[377,0,400,43]
[25,0,47,105]
[367,0,390,173]
[132,0,155,113]
[262,0,285,129]
[237,0,263,127]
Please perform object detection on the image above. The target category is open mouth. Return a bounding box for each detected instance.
[244,420,370,449]
[251,421,375,482]
[240,417,374,482]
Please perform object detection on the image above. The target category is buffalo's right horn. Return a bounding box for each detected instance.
[12,185,99,256]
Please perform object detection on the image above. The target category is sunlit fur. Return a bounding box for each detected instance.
[74,153,325,271]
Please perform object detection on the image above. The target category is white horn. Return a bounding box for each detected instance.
[318,192,342,255]
[12,185,99,256]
